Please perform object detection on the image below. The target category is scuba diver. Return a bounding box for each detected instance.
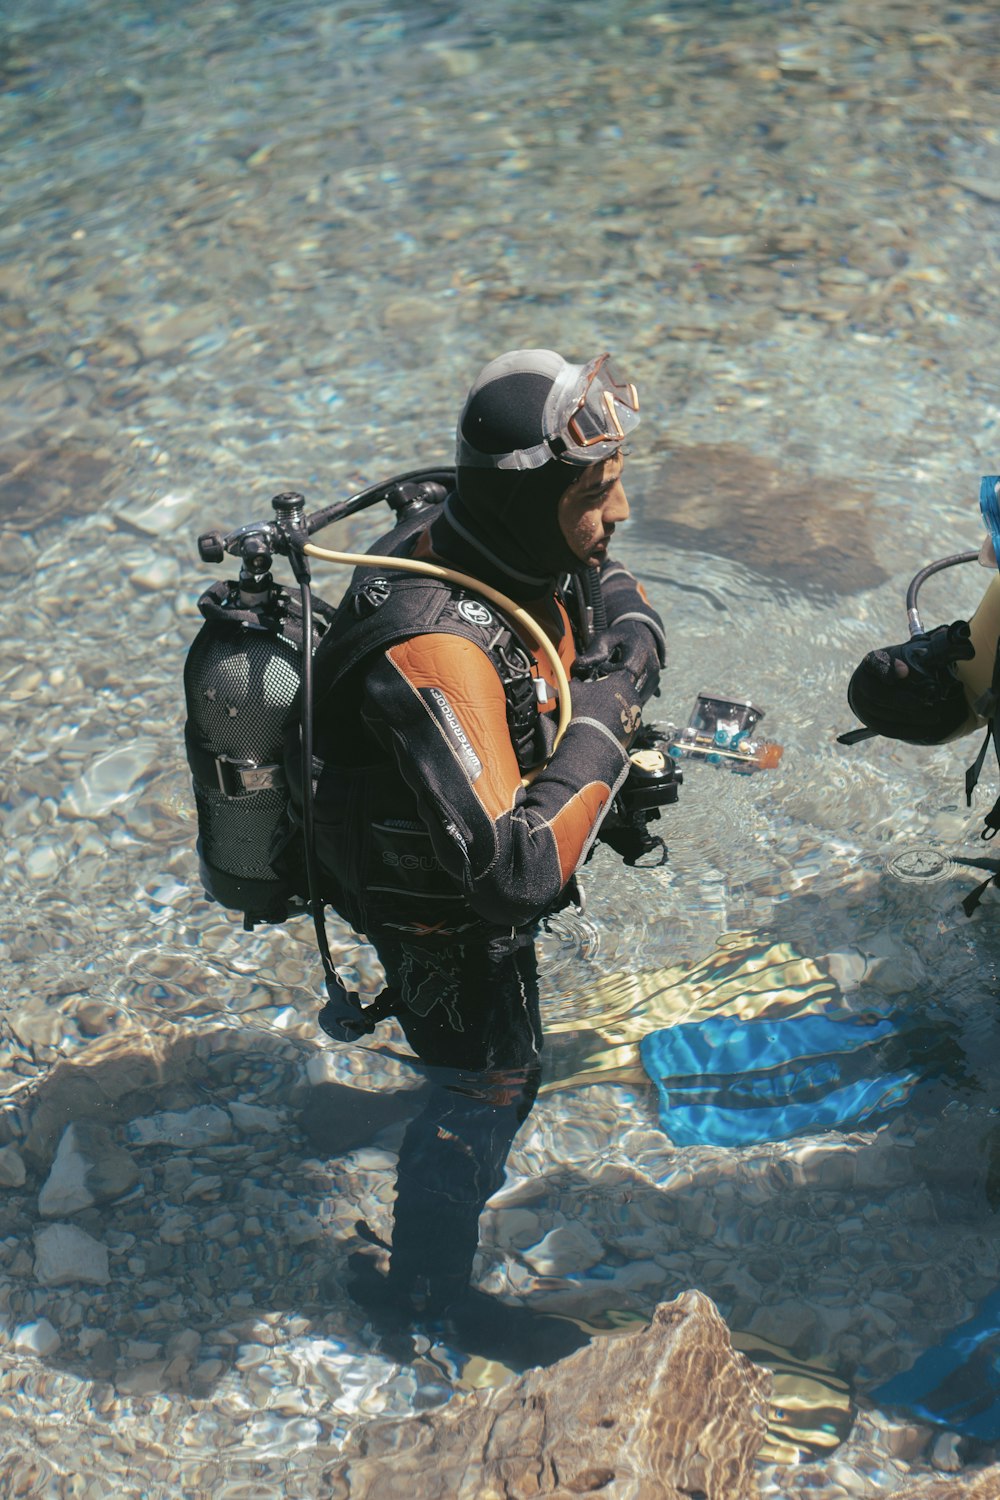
[843,475,1000,913]
[307,349,664,1354]
[184,348,672,1363]
[840,479,1000,1443]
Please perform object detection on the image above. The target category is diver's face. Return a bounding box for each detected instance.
[557,452,629,566]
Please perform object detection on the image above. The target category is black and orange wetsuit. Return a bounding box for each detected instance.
[305,498,665,1324]
[309,505,664,948]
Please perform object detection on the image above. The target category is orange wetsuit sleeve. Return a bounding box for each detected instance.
[361,632,633,928]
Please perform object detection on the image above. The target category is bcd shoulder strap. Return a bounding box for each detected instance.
[313,571,546,773]
[959,636,1000,914]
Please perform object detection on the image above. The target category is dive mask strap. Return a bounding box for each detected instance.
[466,354,640,471]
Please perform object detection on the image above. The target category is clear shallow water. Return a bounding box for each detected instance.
[2,0,1000,1492]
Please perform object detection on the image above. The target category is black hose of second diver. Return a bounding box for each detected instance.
[905,551,979,636]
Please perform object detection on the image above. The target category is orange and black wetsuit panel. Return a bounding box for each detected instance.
[359,625,635,930]
[308,549,661,938]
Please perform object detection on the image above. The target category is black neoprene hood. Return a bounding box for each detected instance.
[439,349,599,591]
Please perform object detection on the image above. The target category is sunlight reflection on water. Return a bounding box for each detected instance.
[2,0,1000,1490]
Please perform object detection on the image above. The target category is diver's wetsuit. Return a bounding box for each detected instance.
[309,512,662,945]
[306,504,665,1319]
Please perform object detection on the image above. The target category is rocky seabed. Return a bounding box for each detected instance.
[3,0,1000,1493]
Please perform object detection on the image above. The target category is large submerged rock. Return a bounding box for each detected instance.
[38,1121,139,1216]
[323,1290,771,1500]
[639,441,887,596]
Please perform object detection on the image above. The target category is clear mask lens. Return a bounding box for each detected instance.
[562,357,640,456]
[465,353,640,472]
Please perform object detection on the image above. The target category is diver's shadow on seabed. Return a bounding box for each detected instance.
[1,1009,600,1399]
[3,888,1000,1443]
[0,1016,442,1398]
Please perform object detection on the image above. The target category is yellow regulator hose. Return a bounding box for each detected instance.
[303,543,573,780]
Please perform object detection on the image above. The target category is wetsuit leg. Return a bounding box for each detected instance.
[385,931,542,1072]
[364,933,542,1314]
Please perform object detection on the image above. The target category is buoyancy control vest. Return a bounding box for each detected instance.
[312,507,558,767]
[296,509,564,938]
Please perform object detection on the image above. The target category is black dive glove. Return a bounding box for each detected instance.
[573,620,662,706]
[846,620,975,745]
[569,667,644,747]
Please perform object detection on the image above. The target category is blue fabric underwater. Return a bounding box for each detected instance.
[638,1012,919,1147]
[873,1286,1000,1441]
[979,474,1000,572]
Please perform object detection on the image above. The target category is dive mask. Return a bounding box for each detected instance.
[459,353,640,472]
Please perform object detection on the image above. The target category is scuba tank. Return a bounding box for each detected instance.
[182,473,455,1040]
[184,493,335,927]
[182,478,453,935]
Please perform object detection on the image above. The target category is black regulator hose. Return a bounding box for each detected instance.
[286,542,336,986]
[581,564,607,635]
[906,550,979,636]
[290,538,397,1036]
[305,467,455,536]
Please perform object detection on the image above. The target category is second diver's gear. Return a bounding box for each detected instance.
[840,481,998,748]
[844,622,975,746]
[905,551,980,638]
[838,476,1000,914]
[980,473,1000,578]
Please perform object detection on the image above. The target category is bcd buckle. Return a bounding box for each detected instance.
[215,756,284,796]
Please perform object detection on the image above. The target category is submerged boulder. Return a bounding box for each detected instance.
[639,441,887,597]
[323,1289,771,1500]
[38,1121,139,1216]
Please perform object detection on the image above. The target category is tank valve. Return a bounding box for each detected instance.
[198,531,226,564]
